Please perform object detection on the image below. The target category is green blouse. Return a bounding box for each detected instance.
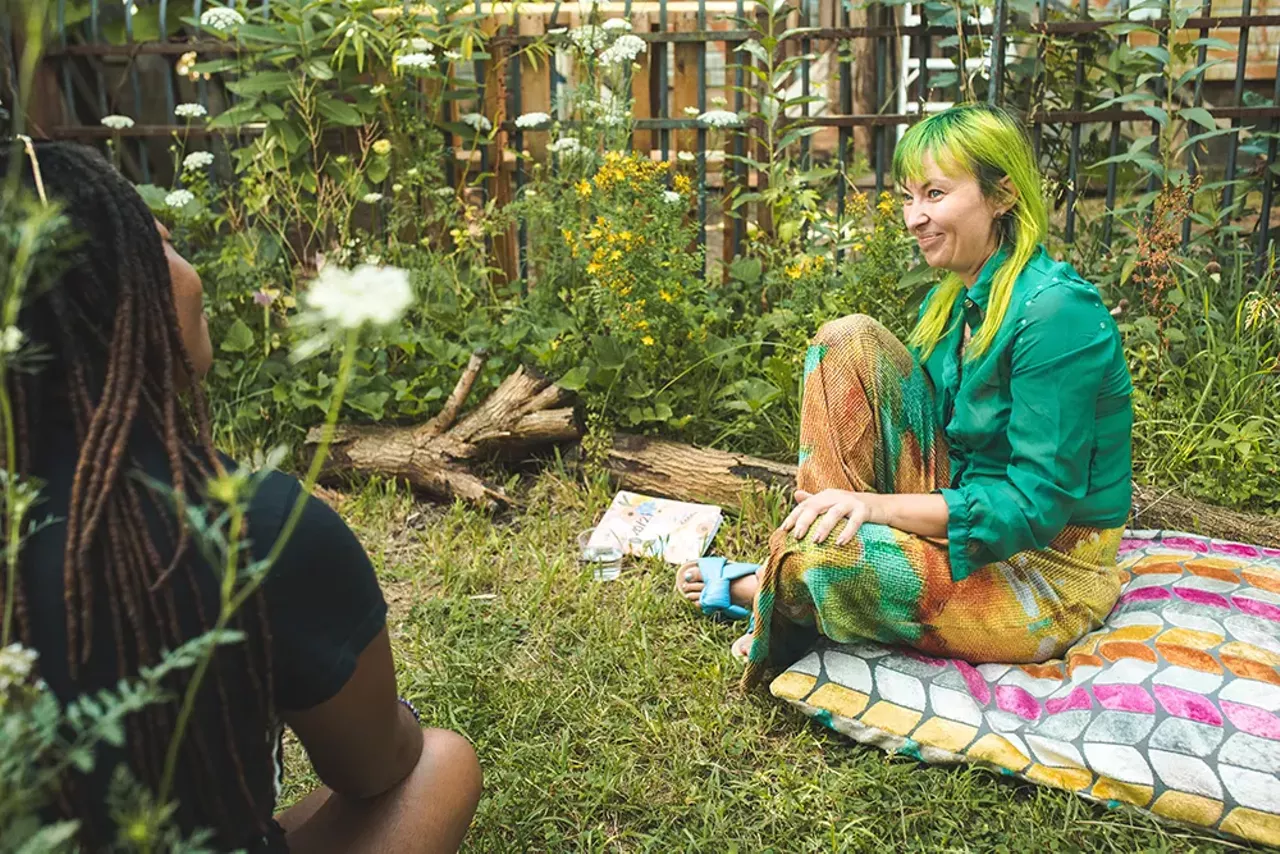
[916,245,1133,582]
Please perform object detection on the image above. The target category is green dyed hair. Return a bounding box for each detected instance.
[892,103,1048,360]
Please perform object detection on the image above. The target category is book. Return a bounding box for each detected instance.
[586,491,723,565]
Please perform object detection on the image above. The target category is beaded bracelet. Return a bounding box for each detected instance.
[398,695,422,723]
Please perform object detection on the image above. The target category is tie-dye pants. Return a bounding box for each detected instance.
[742,315,1125,688]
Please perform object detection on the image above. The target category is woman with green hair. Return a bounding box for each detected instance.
[675,103,1133,684]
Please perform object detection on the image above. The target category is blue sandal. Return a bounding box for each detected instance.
[679,556,759,622]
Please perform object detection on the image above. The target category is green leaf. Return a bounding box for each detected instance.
[315,95,365,127]
[1178,106,1217,131]
[208,101,262,129]
[221,319,255,354]
[1138,105,1169,126]
[736,39,769,64]
[225,70,294,95]
[306,57,335,81]
[133,183,169,211]
[557,366,590,390]
[776,125,822,150]
[1090,91,1155,111]
[1135,45,1171,65]
[1120,254,1138,285]
[366,156,390,184]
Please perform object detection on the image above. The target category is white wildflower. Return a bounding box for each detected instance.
[662,190,683,204]
[0,643,38,688]
[200,6,245,32]
[409,37,432,50]
[100,114,134,130]
[599,33,646,66]
[461,112,493,132]
[516,111,552,129]
[699,108,742,127]
[603,17,632,31]
[444,50,463,60]
[303,264,413,330]
[175,102,208,119]
[678,150,696,162]
[361,192,384,204]
[395,52,437,71]
[391,183,404,193]
[548,27,568,35]
[569,25,609,54]
[165,189,195,208]
[550,136,584,155]
[434,186,454,197]
[682,106,700,117]
[183,151,215,171]
[0,326,24,354]
[370,83,387,96]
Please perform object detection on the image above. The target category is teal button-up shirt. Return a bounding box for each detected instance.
[915,245,1133,581]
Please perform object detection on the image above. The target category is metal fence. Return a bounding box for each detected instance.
[8,0,1280,266]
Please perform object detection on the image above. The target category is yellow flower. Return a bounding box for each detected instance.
[575,179,593,198]
[550,339,560,350]
[659,289,674,303]
[372,139,392,156]
[785,264,803,280]
[610,249,622,261]
[851,242,864,252]
[586,262,603,275]
[636,318,649,330]
[561,228,574,245]
[641,335,655,346]
[673,174,692,195]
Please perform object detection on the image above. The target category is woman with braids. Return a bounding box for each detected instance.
[674,104,1133,685]
[5,140,481,851]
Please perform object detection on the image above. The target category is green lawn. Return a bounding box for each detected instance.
[279,468,1254,853]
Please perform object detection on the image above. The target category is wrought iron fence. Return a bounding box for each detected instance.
[7,0,1280,266]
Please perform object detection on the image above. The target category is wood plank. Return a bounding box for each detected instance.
[672,11,701,153]
[516,12,551,160]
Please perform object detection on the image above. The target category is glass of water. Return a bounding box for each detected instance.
[577,527,623,582]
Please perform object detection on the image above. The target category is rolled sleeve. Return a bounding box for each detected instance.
[941,285,1112,580]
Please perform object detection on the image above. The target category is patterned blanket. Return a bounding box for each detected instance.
[769,530,1280,847]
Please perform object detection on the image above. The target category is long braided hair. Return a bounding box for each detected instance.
[1,141,277,847]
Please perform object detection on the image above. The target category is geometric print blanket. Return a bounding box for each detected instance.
[769,530,1280,847]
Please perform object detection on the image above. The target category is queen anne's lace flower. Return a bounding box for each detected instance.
[395,52,437,71]
[361,192,384,204]
[698,109,742,127]
[599,33,646,66]
[0,643,38,690]
[678,151,696,162]
[603,17,632,31]
[550,136,584,155]
[515,111,552,129]
[303,265,413,330]
[662,190,683,204]
[200,6,245,31]
[100,114,134,130]
[1,326,24,354]
[175,102,207,119]
[461,113,493,132]
[569,25,609,53]
[165,189,195,209]
[183,151,215,171]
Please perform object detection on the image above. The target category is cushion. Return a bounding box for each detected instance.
[770,530,1280,847]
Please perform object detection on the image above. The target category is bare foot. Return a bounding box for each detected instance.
[674,561,760,611]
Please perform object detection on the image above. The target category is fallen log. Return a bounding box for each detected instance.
[306,351,579,509]
[308,367,1280,546]
[603,433,1280,549]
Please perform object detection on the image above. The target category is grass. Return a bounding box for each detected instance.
[278,466,1255,853]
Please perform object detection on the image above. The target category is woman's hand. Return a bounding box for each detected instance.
[780,489,882,546]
